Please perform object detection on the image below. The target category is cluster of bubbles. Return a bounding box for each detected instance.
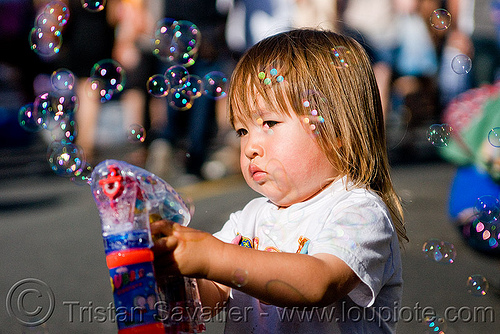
[469,195,500,249]
[29,1,69,58]
[422,239,456,264]
[18,66,87,183]
[421,195,499,302]
[426,123,452,147]
[29,1,107,59]
[22,2,232,187]
[146,64,228,110]
[429,8,472,74]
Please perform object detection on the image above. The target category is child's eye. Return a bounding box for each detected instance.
[236,128,248,137]
[263,121,278,128]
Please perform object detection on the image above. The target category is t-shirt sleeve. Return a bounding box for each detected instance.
[307,196,396,308]
[212,210,241,243]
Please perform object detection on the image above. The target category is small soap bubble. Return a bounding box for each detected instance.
[422,239,456,264]
[184,75,204,99]
[467,274,489,296]
[90,59,126,102]
[424,315,447,334]
[430,8,451,30]
[51,68,75,91]
[147,74,170,98]
[474,195,500,223]
[81,0,106,12]
[29,26,62,58]
[165,65,189,89]
[488,127,500,147]
[427,123,452,147]
[44,1,70,27]
[127,123,146,143]
[71,162,93,186]
[18,103,43,132]
[168,88,193,110]
[203,71,228,99]
[331,46,352,68]
[231,268,249,288]
[451,54,472,74]
[47,142,85,177]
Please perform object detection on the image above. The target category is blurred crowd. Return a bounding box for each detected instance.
[2,0,500,185]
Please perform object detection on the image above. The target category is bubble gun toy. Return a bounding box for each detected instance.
[91,159,205,333]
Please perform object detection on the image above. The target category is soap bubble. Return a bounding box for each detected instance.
[467,274,489,296]
[474,195,500,223]
[51,68,75,91]
[424,315,447,334]
[427,123,452,147]
[127,124,146,143]
[47,142,85,177]
[184,75,204,99]
[488,127,500,147]
[18,103,43,132]
[71,162,93,185]
[152,19,200,66]
[168,88,193,110]
[43,1,70,28]
[165,65,189,89]
[29,26,62,58]
[451,54,472,74]
[331,46,352,68]
[422,239,456,264]
[231,268,249,287]
[90,59,126,102]
[203,71,228,99]
[146,74,170,97]
[81,0,106,12]
[430,8,451,30]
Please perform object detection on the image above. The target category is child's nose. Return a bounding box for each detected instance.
[243,134,264,159]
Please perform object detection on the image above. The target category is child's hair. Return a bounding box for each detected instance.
[228,28,408,244]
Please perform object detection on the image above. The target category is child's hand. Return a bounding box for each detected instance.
[151,220,223,278]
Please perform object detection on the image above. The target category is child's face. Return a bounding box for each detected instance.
[233,96,339,208]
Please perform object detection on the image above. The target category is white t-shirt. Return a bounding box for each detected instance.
[213,177,402,333]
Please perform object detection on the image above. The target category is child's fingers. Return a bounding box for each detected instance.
[150,219,178,236]
[152,232,179,253]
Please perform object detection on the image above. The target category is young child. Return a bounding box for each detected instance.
[151,28,408,333]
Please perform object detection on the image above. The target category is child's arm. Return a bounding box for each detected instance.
[151,220,360,308]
